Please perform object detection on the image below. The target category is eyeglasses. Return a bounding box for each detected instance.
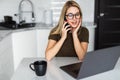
[65,13,80,20]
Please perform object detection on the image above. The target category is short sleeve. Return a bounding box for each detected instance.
[79,27,89,43]
[48,34,60,41]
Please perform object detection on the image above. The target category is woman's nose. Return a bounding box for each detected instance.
[72,16,77,20]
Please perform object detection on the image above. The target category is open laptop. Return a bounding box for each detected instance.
[60,46,120,79]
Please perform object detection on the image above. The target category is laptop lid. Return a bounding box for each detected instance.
[60,46,120,79]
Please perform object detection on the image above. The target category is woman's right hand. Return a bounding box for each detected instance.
[61,22,71,39]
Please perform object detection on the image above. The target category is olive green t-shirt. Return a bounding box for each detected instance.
[48,27,89,57]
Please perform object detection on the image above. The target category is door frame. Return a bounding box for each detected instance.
[94,0,100,50]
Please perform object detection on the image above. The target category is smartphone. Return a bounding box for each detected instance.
[65,23,69,27]
[66,24,71,33]
[64,22,71,33]
[64,17,69,27]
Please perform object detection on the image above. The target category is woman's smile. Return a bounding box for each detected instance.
[71,21,78,27]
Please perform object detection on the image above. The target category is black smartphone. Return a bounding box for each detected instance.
[64,23,71,33]
[66,24,71,33]
[64,17,71,33]
[64,17,69,27]
[65,23,69,27]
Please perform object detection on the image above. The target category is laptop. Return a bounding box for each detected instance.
[60,46,120,79]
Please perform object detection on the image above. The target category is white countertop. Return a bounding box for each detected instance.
[11,57,80,80]
[11,57,120,80]
[0,23,53,41]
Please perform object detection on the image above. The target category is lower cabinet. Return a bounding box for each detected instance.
[85,23,96,52]
[36,29,50,57]
[11,29,51,70]
[0,29,50,80]
[12,30,37,70]
[87,27,96,52]
[0,35,14,80]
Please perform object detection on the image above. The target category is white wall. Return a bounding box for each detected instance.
[76,0,95,22]
[0,0,51,23]
[0,0,94,23]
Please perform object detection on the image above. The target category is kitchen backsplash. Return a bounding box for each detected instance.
[0,0,95,24]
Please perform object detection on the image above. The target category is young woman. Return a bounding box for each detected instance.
[45,0,89,61]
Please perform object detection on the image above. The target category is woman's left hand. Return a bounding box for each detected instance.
[72,20,82,36]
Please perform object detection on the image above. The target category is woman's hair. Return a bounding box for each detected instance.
[50,0,82,35]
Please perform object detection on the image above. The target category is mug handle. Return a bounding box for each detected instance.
[29,63,35,71]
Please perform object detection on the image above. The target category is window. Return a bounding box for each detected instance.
[51,0,66,24]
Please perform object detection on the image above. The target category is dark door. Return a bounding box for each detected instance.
[95,0,120,50]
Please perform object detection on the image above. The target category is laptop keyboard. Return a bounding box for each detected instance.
[73,69,79,75]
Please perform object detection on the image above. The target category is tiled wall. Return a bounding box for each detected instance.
[0,0,94,23]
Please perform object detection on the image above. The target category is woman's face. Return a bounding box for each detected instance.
[65,6,81,28]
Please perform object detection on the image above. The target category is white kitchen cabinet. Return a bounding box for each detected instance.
[12,30,37,70]
[0,35,14,80]
[84,22,96,52]
[36,29,50,58]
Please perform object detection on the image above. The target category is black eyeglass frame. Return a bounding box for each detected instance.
[65,13,81,20]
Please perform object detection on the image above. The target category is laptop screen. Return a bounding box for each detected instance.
[60,62,82,78]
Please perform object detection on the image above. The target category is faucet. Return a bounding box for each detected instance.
[18,0,35,24]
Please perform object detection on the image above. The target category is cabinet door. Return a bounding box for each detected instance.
[0,35,14,80]
[12,30,37,70]
[87,27,95,52]
[36,29,50,57]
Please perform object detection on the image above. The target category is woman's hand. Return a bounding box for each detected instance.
[61,22,71,39]
[72,19,82,36]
